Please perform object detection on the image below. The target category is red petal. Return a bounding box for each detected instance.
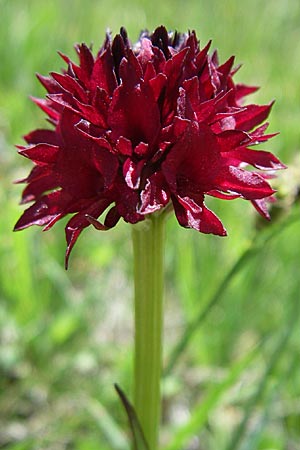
[36,74,61,94]
[149,73,167,102]
[151,26,171,59]
[251,198,271,220]
[217,130,250,151]
[20,174,58,204]
[104,206,121,228]
[207,190,240,200]
[111,36,126,82]
[24,129,59,146]
[134,142,149,157]
[74,101,106,128]
[109,78,160,147]
[18,143,59,165]
[195,40,212,71]
[218,56,235,78]
[143,61,156,81]
[195,90,233,124]
[31,97,60,121]
[85,214,108,230]
[92,144,118,189]
[224,148,286,170]
[123,158,145,189]
[90,48,118,95]
[57,109,82,145]
[162,123,221,193]
[75,120,110,146]
[233,102,274,131]
[139,173,170,214]
[177,86,196,121]
[114,179,144,224]
[137,38,155,70]
[74,43,94,84]
[65,198,112,268]
[235,84,259,102]
[20,165,49,184]
[216,166,275,199]
[182,77,200,110]
[162,48,190,121]
[217,56,235,90]
[248,123,278,144]
[119,50,143,86]
[151,45,167,74]
[14,191,70,230]
[51,72,88,102]
[173,195,227,235]
[164,47,189,80]
[116,137,133,156]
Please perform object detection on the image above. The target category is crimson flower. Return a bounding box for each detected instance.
[15,26,285,266]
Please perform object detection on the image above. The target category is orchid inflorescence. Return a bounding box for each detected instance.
[15,26,284,266]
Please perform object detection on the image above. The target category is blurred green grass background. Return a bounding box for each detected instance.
[1,0,300,449]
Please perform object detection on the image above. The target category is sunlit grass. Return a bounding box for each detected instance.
[1,0,300,448]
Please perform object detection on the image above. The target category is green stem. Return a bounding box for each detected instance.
[132,214,165,450]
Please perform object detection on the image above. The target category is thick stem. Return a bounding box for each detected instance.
[132,215,165,450]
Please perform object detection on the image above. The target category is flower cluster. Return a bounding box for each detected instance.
[15,26,284,265]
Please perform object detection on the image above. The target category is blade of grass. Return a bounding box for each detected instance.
[164,245,256,376]
[240,355,298,450]
[165,208,300,376]
[163,334,269,450]
[225,289,300,450]
[85,395,128,450]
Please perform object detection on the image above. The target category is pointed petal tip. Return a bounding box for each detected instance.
[57,50,71,65]
[269,99,276,109]
[65,240,74,270]
[13,178,25,185]
[13,220,27,232]
[274,161,287,170]
[85,214,108,230]
[64,253,69,270]
[221,227,227,237]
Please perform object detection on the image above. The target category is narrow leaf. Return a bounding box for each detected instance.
[115,384,150,450]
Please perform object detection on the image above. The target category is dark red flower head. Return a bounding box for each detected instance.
[15,26,285,266]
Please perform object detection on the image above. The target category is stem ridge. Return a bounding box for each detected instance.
[132,215,165,450]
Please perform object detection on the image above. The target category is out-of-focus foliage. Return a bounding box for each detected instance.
[1,0,300,449]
